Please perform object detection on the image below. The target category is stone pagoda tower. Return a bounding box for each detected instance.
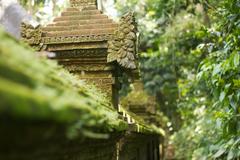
[21,0,138,108]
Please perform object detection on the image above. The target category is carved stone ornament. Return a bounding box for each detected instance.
[21,21,42,45]
[108,12,137,69]
[107,12,138,69]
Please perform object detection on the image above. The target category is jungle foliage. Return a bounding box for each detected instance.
[18,0,68,24]
[116,0,240,159]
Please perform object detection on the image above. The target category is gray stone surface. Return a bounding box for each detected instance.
[0,0,32,38]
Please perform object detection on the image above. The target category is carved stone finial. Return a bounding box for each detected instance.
[107,12,138,69]
[70,0,97,7]
[21,21,42,45]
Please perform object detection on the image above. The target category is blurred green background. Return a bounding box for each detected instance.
[1,0,240,159]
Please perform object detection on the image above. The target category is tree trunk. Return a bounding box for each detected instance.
[52,0,56,12]
[28,0,33,14]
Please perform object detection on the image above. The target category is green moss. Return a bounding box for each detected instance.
[0,28,162,138]
[0,28,127,138]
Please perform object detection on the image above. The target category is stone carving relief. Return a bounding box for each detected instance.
[107,12,138,69]
[42,34,113,44]
[21,21,42,45]
[53,49,107,59]
[64,64,113,72]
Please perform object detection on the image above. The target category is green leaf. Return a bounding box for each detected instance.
[213,148,226,158]
[212,64,221,76]
[227,150,234,160]
[233,51,239,68]
[219,91,226,102]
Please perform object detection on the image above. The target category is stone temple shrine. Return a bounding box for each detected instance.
[21,0,139,108]
[0,0,166,159]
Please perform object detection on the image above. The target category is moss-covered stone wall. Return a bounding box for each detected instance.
[0,27,163,160]
[0,119,161,160]
[0,120,119,160]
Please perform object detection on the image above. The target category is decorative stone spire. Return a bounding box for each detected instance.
[107,12,138,69]
[70,0,97,8]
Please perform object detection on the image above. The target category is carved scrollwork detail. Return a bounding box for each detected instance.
[21,21,42,46]
[107,12,138,69]
[52,49,107,59]
[64,64,113,72]
[42,34,113,44]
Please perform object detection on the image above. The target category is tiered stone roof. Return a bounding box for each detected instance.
[41,0,117,45]
[21,0,140,105]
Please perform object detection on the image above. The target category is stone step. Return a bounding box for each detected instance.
[62,10,101,16]
[46,42,108,51]
[43,28,115,37]
[65,8,80,12]
[53,15,108,22]
[66,6,97,11]
[43,24,117,32]
[81,6,98,10]
[48,19,114,27]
